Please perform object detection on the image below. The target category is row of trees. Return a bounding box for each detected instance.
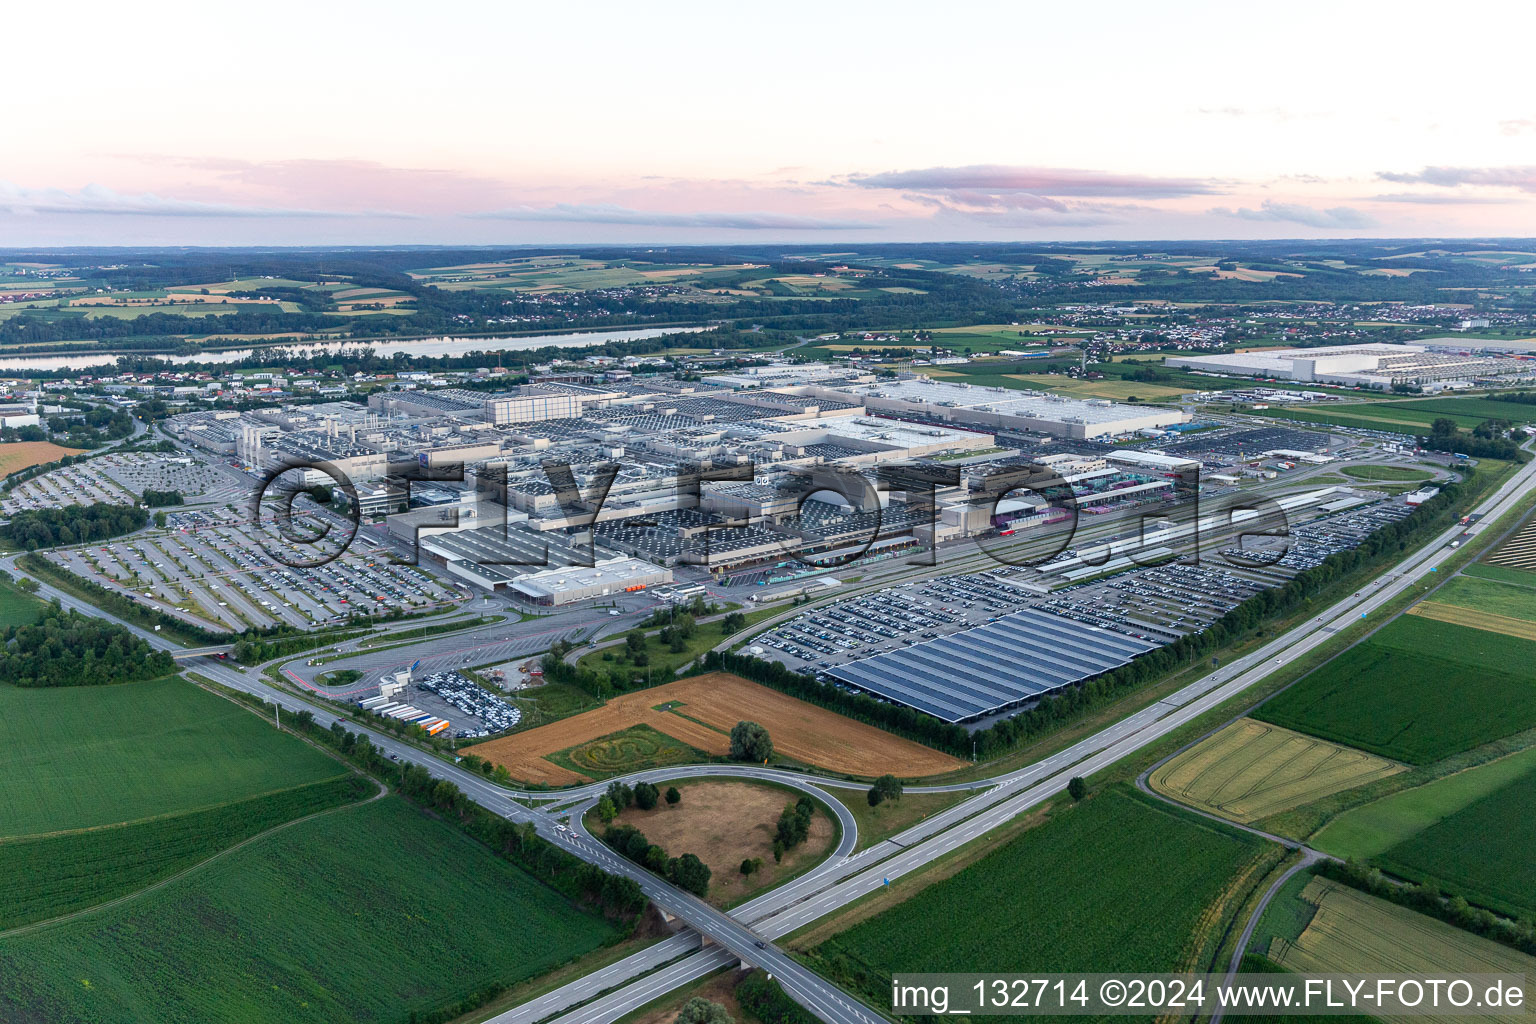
[141,488,184,507]
[602,823,712,897]
[1318,859,1536,957]
[1,503,146,549]
[0,603,175,687]
[597,778,680,822]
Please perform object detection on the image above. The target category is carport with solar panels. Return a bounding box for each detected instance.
[827,607,1158,723]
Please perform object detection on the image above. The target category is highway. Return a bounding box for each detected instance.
[6,449,1532,1024]
[470,449,1536,1022]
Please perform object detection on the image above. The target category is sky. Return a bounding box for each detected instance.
[5,0,1536,246]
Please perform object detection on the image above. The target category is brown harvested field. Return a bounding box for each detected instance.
[1408,601,1536,642]
[466,672,965,784]
[0,441,86,478]
[606,780,835,906]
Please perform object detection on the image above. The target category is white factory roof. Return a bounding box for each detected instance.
[808,415,984,446]
[846,379,1154,425]
[508,556,664,597]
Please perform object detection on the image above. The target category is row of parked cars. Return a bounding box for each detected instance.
[416,671,521,738]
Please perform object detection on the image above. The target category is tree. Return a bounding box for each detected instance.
[635,781,659,810]
[776,797,814,850]
[729,720,773,763]
[740,857,760,876]
[606,780,634,808]
[665,786,681,805]
[867,786,885,808]
[870,774,903,805]
[674,997,733,1024]
[596,795,618,823]
[1430,417,1458,437]
[1068,776,1089,801]
[671,852,711,896]
[721,611,746,633]
[772,839,785,863]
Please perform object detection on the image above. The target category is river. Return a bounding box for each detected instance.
[0,325,711,373]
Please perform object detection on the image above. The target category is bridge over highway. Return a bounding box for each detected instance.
[169,644,235,660]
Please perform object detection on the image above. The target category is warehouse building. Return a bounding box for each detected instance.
[1165,343,1526,389]
[508,556,672,605]
[805,379,1188,439]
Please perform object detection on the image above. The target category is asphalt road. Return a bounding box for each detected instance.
[469,448,1536,1021]
[8,448,1533,1024]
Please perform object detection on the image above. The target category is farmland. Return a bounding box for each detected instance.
[0,797,620,1024]
[407,256,764,294]
[1339,464,1435,482]
[1480,512,1536,575]
[1415,572,1536,620]
[0,776,367,929]
[1253,616,1536,764]
[1003,373,1195,401]
[1376,758,1536,918]
[549,723,712,779]
[1256,395,1536,434]
[809,786,1270,1015]
[1408,601,1536,641]
[0,440,85,477]
[0,675,363,928]
[600,779,836,907]
[1150,719,1404,824]
[467,672,966,784]
[1263,878,1535,1023]
[0,676,350,837]
[0,574,45,627]
[1312,745,1536,860]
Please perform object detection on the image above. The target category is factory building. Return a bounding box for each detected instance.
[506,556,673,605]
[805,379,1188,439]
[1165,343,1527,389]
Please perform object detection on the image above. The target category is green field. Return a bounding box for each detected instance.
[1462,561,1536,587]
[1254,617,1536,764]
[0,576,45,627]
[1376,760,1536,919]
[1339,464,1434,482]
[1260,876,1536,1017]
[1312,745,1536,860]
[0,797,619,1024]
[0,776,367,930]
[811,786,1267,1013]
[1424,573,1536,619]
[1258,395,1536,434]
[0,677,347,838]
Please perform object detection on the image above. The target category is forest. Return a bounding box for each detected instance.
[0,604,176,686]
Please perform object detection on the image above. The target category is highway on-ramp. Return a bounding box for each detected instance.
[6,449,1533,1024]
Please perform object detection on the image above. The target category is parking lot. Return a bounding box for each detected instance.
[1,451,224,513]
[751,493,1414,682]
[47,506,461,631]
[412,670,523,739]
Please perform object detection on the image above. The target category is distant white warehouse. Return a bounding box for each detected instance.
[1165,343,1526,389]
[805,379,1188,439]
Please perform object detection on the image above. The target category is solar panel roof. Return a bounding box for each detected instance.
[827,607,1156,722]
